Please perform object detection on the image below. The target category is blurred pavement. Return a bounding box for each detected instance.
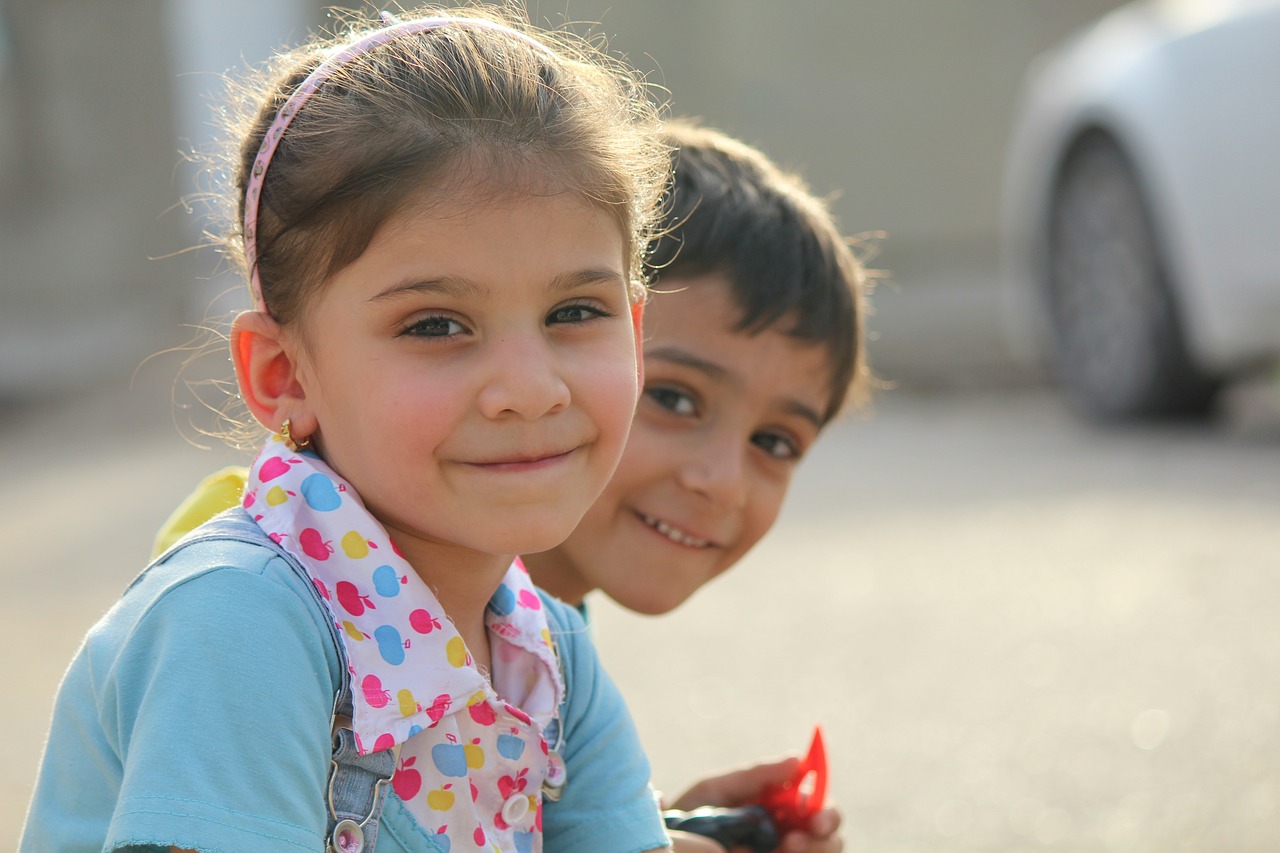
[4,348,1280,849]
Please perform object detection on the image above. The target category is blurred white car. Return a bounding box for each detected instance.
[1001,0,1280,419]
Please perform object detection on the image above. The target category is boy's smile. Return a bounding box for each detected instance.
[283,179,641,579]
[528,273,835,614]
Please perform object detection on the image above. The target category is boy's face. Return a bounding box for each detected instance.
[532,273,835,614]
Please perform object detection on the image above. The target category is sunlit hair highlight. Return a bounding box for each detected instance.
[215,4,668,327]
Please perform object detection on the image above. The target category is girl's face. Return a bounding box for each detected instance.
[288,183,640,569]
[529,274,835,614]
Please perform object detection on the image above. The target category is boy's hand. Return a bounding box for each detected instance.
[666,757,844,853]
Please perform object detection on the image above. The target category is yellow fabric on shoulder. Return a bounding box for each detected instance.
[151,466,250,559]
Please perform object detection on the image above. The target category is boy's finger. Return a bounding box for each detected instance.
[669,756,801,809]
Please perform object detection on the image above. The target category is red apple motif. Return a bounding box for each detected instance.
[362,674,391,709]
[299,528,333,561]
[336,581,375,615]
[410,609,441,634]
[392,756,421,800]
[426,693,452,724]
[468,702,496,726]
[259,456,292,482]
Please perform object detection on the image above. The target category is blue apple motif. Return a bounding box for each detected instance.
[301,473,342,511]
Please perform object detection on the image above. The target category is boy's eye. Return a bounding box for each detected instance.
[752,431,801,461]
[547,303,610,325]
[401,315,466,338]
[646,385,698,417]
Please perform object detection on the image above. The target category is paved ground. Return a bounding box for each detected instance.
[3,366,1279,851]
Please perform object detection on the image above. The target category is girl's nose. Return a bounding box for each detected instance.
[677,438,748,509]
[476,334,571,420]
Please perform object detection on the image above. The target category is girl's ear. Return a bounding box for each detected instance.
[631,298,645,389]
[230,310,315,436]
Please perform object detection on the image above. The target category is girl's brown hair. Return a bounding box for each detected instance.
[216,4,668,327]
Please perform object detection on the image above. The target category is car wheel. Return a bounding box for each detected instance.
[1045,134,1218,420]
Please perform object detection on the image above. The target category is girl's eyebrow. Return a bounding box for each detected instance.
[370,267,626,302]
[644,345,825,428]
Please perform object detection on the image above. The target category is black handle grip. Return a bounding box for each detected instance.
[662,804,779,853]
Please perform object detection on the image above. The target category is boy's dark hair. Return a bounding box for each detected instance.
[648,121,870,421]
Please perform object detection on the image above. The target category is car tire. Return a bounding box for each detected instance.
[1045,133,1219,420]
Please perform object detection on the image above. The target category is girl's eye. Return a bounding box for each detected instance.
[401,315,466,338]
[752,431,801,461]
[646,385,698,417]
[547,302,610,325]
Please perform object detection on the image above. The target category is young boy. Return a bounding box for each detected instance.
[153,121,870,852]
[524,121,868,852]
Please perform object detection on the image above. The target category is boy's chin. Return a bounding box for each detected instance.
[602,574,699,616]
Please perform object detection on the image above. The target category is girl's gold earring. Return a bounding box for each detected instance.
[280,418,311,452]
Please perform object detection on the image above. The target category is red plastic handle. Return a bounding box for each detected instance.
[756,726,827,835]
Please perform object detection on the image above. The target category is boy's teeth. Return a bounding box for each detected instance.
[641,514,710,548]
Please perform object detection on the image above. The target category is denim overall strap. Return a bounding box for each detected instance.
[148,507,396,852]
[325,684,400,853]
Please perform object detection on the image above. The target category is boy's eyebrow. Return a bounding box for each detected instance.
[644,345,825,428]
[370,268,626,302]
[643,346,729,379]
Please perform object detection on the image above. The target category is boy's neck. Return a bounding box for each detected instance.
[521,549,592,607]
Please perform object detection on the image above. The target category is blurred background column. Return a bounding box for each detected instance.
[163,0,312,320]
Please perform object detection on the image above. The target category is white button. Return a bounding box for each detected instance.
[501,793,532,827]
[330,819,364,853]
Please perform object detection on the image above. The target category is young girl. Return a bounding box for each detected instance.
[20,8,671,853]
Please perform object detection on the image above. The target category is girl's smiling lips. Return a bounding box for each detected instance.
[634,510,716,549]
[463,446,581,472]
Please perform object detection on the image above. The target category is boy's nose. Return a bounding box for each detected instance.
[476,335,571,420]
[678,439,748,509]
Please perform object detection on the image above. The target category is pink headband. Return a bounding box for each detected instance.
[242,13,547,312]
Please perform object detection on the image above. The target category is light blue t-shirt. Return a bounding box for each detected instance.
[21,518,667,853]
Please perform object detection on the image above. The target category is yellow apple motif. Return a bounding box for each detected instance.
[266,486,289,506]
[426,786,455,811]
[341,530,370,559]
[466,690,487,707]
[342,621,365,641]
[398,688,418,718]
[464,740,485,769]
[446,636,468,668]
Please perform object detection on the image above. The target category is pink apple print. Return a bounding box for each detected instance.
[259,456,292,482]
[426,693,452,724]
[498,768,529,799]
[373,733,395,752]
[299,528,333,561]
[473,827,485,846]
[470,779,479,802]
[336,581,375,615]
[243,488,257,508]
[362,674,391,709]
[504,704,531,725]
[468,702,496,726]
[268,532,285,544]
[409,609,441,634]
[517,589,541,610]
[312,578,330,600]
[392,756,422,800]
